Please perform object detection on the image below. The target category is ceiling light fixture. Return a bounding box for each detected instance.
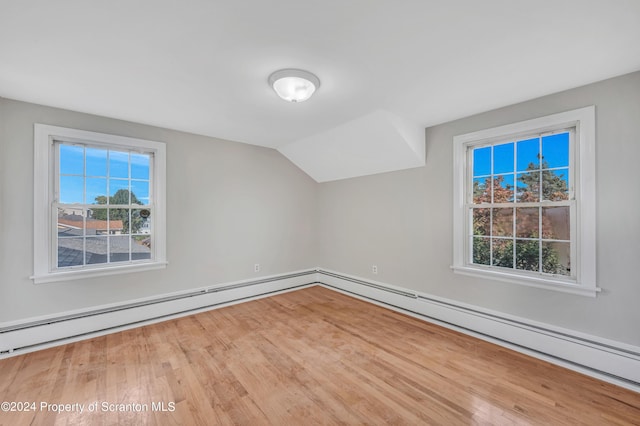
[268,69,320,102]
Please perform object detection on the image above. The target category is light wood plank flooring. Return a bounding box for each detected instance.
[1,286,639,425]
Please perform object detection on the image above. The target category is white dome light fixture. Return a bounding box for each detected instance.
[269,69,320,102]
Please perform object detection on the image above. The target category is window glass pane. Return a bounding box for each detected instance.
[109,180,130,202]
[472,237,490,265]
[130,180,149,205]
[516,207,539,238]
[59,144,84,175]
[542,169,569,201]
[473,146,491,177]
[132,208,151,235]
[109,151,129,178]
[542,206,570,240]
[516,239,539,272]
[131,153,150,180]
[492,238,513,268]
[86,208,108,236]
[86,177,107,204]
[58,237,84,267]
[132,234,152,260]
[57,207,85,238]
[542,241,570,276]
[517,171,540,202]
[472,208,490,236]
[59,175,85,204]
[109,208,129,235]
[493,174,514,202]
[110,235,130,263]
[493,142,514,174]
[516,137,540,172]
[86,237,108,265]
[86,147,107,177]
[542,132,569,169]
[492,208,513,237]
[473,177,489,204]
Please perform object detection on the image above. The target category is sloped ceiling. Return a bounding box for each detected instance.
[1,1,639,180]
[279,110,424,182]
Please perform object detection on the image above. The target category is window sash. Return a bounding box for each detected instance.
[465,128,575,203]
[53,204,155,269]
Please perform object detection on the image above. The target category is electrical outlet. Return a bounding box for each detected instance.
[254,263,260,273]
[372,265,378,274]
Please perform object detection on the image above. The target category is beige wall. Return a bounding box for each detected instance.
[0,98,318,322]
[317,71,640,346]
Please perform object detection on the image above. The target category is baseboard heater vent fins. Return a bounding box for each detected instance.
[318,270,417,298]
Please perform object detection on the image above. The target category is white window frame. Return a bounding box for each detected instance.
[452,106,598,297]
[32,124,167,284]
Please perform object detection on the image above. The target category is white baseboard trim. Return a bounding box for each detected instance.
[0,269,318,358]
[316,268,640,393]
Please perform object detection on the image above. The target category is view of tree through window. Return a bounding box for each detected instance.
[56,143,152,268]
[470,132,572,276]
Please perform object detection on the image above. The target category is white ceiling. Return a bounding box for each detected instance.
[1,0,639,150]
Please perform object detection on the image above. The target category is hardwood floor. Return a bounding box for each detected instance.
[1,285,639,425]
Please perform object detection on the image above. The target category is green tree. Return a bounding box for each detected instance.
[517,160,568,202]
[472,164,567,273]
[91,189,143,233]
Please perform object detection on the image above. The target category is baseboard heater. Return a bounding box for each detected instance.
[319,270,417,298]
[0,270,317,356]
[316,269,640,391]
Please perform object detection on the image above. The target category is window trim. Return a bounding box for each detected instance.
[452,106,598,297]
[32,124,167,284]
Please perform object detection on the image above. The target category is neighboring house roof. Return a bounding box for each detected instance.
[57,235,152,267]
[58,215,123,231]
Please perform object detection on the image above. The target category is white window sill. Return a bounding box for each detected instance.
[31,261,168,284]
[451,265,599,297]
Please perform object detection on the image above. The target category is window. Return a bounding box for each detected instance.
[452,107,598,296]
[33,125,167,283]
